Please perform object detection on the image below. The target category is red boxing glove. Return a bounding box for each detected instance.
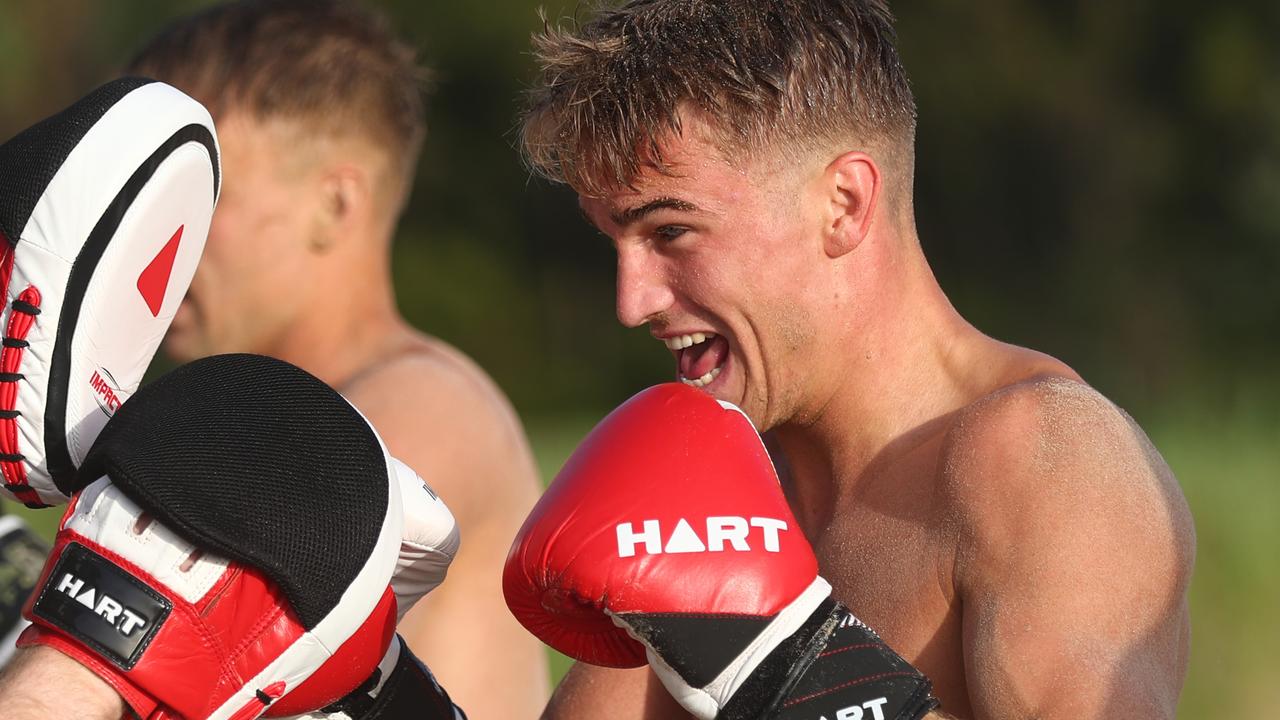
[504,384,937,720]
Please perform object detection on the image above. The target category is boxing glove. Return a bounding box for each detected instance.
[0,77,218,508]
[504,383,938,720]
[19,354,406,719]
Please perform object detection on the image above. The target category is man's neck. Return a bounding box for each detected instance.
[258,262,412,390]
[771,244,990,522]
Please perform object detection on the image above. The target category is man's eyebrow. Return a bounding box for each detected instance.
[608,197,700,227]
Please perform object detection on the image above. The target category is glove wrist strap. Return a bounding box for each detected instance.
[718,599,938,720]
[323,636,466,720]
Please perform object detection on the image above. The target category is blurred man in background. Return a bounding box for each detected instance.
[126,1,548,715]
[518,0,1195,717]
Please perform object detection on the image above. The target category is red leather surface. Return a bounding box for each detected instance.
[504,383,818,667]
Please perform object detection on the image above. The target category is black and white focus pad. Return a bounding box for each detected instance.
[0,507,48,666]
[0,77,219,508]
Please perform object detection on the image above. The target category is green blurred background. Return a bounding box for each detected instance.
[1,0,1276,716]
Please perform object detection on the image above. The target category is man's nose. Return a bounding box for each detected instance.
[615,247,675,328]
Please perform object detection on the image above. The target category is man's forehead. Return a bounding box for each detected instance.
[576,150,740,226]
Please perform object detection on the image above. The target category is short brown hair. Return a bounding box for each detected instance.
[127,0,428,191]
[521,0,917,196]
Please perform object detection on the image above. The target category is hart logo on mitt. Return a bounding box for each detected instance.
[31,542,168,668]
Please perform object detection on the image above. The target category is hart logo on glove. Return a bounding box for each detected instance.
[615,516,789,558]
[31,542,169,670]
[817,698,889,720]
[89,368,126,417]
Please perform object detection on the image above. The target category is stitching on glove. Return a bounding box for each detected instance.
[781,670,921,707]
[0,249,45,508]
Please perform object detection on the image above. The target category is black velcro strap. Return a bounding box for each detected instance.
[29,542,170,670]
[333,637,466,719]
[718,598,843,720]
[622,612,774,688]
[323,663,384,717]
[719,600,938,720]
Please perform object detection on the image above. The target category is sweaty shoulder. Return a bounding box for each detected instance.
[939,376,1192,544]
[340,334,540,523]
[937,379,1195,715]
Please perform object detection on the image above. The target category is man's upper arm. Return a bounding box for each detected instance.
[948,381,1195,719]
[344,350,549,718]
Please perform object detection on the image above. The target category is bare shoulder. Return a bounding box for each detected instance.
[340,333,539,522]
[936,378,1195,715]
[945,377,1173,497]
[343,333,515,422]
[940,375,1193,544]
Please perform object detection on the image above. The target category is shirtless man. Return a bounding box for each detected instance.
[124,2,548,715]
[514,0,1196,717]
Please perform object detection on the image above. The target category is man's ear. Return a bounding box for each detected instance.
[823,150,881,259]
[312,166,368,253]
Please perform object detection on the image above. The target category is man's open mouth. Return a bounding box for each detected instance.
[665,332,729,388]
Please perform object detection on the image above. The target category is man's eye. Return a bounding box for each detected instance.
[654,225,689,242]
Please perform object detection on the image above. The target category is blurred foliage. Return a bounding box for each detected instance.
[1,0,1277,716]
[1,0,1275,418]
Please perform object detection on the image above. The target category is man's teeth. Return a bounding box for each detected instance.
[664,332,713,350]
[681,366,721,388]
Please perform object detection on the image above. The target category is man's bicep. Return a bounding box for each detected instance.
[544,662,691,720]
[957,472,1192,719]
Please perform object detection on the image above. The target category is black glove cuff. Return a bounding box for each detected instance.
[324,636,466,720]
[718,598,938,720]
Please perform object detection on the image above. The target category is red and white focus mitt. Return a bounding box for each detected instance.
[17,354,441,719]
[0,77,217,508]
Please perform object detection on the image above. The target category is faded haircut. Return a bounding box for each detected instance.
[127,0,428,208]
[521,0,918,197]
